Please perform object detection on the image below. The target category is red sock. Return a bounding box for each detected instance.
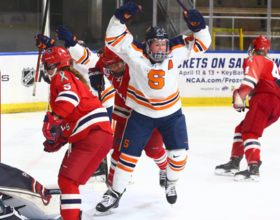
[242,133,260,165]
[108,150,121,187]
[231,123,244,158]
[58,175,81,220]
[146,147,167,170]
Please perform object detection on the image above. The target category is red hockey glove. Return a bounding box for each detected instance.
[43,137,67,153]
[42,112,63,144]
[232,89,245,112]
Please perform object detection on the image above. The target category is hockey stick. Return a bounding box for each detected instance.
[33,0,50,96]
[176,0,189,11]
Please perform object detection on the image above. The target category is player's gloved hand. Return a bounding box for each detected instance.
[232,89,245,112]
[56,25,78,48]
[42,111,63,144]
[183,9,206,32]
[35,34,55,49]
[88,67,105,92]
[43,136,67,153]
[115,1,142,24]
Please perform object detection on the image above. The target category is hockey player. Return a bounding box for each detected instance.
[215,36,280,181]
[35,32,115,123]
[95,1,211,214]
[89,46,168,188]
[41,46,113,220]
[36,33,114,183]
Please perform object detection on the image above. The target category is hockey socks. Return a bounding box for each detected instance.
[58,175,81,220]
[242,133,261,165]
[146,147,167,170]
[113,153,139,193]
[231,123,244,158]
[166,149,188,181]
[108,150,121,187]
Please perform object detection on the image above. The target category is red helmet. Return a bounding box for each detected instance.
[101,46,125,77]
[248,36,270,56]
[41,46,71,70]
[101,46,122,67]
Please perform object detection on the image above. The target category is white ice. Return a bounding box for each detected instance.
[1,107,280,220]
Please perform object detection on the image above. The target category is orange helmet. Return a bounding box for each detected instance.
[41,46,71,70]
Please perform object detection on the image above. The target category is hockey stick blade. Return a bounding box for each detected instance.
[176,0,188,11]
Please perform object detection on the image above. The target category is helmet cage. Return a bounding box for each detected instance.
[103,60,126,77]
[146,39,169,62]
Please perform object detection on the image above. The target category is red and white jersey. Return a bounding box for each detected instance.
[95,57,131,123]
[68,44,115,108]
[105,16,211,118]
[241,55,280,96]
[50,70,112,143]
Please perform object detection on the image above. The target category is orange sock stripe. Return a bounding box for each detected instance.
[116,163,134,172]
[168,164,186,172]
[120,154,138,164]
[167,155,188,166]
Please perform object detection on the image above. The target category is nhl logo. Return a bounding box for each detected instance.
[22,68,35,87]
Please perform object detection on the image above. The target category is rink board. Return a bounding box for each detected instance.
[1,51,280,113]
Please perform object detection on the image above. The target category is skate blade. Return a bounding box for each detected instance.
[94,210,113,217]
[92,182,108,192]
[215,169,237,176]
[234,175,259,182]
[88,175,106,183]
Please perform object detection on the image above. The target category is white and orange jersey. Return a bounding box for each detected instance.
[105,16,211,118]
[68,44,115,108]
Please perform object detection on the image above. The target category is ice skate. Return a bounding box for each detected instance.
[165,180,178,205]
[89,158,108,183]
[159,170,167,188]
[215,155,243,176]
[94,188,122,216]
[234,161,262,182]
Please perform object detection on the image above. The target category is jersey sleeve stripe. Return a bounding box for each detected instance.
[70,108,109,137]
[101,86,115,99]
[75,48,87,63]
[131,43,150,59]
[242,76,257,88]
[56,91,80,107]
[102,93,115,104]
[195,41,203,51]
[105,29,129,46]
[196,39,208,50]
[80,49,90,64]
[193,44,199,52]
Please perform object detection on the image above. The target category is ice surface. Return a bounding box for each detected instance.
[2,107,280,220]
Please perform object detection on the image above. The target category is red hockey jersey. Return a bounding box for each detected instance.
[50,70,113,143]
[95,58,131,124]
[240,55,280,98]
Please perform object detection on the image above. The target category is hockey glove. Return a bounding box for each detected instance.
[232,89,245,112]
[42,111,63,144]
[115,1,142,24]
[35,34,56,49]
[88,67,105,92]
[56,25,78,48]
[183,9,206,32]
[43,136,67,153]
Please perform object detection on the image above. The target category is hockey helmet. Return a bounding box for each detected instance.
[101,46,125,77]
[145,26,169,62]
[41,46,71,71]
[248,36,270,56]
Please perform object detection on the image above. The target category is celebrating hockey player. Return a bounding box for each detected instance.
[215,36,280,181]
[41,46,113,220]
[89,46,168,188]
[95,1,211,214]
